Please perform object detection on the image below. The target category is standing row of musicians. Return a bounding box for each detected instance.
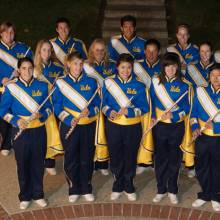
[0,15,220,212]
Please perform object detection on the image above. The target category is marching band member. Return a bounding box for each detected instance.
[185,41,214,88]
[0,57,52,209]
[151,52,191,204]
[167,24,199,74]
[34,39,64,175]
[190,64,220,211]
[0,21,33,156]
[134,38,161,174]
[52,51,100,203]
[50,17,87,65]
[85,38,116,176]
[108,15,146,62]
[102,53,150,201]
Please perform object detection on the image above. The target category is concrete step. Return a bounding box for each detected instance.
[107,0,165,7]
[105,9,166,19]
[102,18,167,30]
[106,4,165,11]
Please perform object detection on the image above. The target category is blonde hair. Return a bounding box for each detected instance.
[88,38,109,65]
[34,39,59,78]
[0,21,16,35]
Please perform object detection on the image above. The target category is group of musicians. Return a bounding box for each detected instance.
[0,15,220,212]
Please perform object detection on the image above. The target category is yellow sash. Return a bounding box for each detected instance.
[0,48,18,69]
[51,41,66,65]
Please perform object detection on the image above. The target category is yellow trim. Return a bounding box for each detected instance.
[0,86,4,93]
[108,115,141,125]
[155,107,184,123]
[64,107,97,125]
[198,119,220,136]
[19,116,44,128]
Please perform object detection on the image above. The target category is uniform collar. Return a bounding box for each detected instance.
[19,77,34,87]
[122,35,136,43]
[117,75,132,84]
[145,59,159,68]
[177,42,191,51]
[0,40,16,50]
[42,60,52,68]
[69,72,83,82]
[165,75,176,83]
[94,60,105,66]
[57,36,71,45]
[211,84,220,94]
[199,60,214,69]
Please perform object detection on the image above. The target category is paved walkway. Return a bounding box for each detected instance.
[0,152,220,219]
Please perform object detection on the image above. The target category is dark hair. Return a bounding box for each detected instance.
[199,41,213,52]
[159,52,182,83]
[144,38,161,51]
[116,53,134,67]
[176,23,190,34]
[17,57,34,69]
[120,15,136,28]
[56,17,70,28]
[210,63,220,73]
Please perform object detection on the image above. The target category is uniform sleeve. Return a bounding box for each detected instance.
[25,47,33,59]
[107,40,118,62]
[190,91,200,131]
[52,84,74,126]
[76,41,88,60]
[0,87,20,127]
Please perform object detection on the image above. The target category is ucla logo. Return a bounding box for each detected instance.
[49,72,59,78]
[32,90,42,97]
[185,53,192,59]
[16,53,25,59]
[170,86,180,93]
[132,47,141,53]
[127,88,137,95]
[80,85,91,91]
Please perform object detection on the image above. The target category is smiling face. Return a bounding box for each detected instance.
[117,61,132,81]
[18,61,34,82]
[56,22,70,42]
[93,42,105,63]
[145,44,159,64]
[200,44,212,65]
[0,26,15,46]
[40,42,52,64]
[210,69,220,90]
[164,64,178,79]
[121,21,135,41]
[68,57,83,79]
[176,26,190,48]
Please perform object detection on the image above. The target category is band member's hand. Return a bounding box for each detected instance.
[1,77,10,85]
[17,119,28,129]
[80,108,89,118]
[150,118,157,128]
[31,112,42,120]
[110,110,118,120]
[192,129,201,140]
[71,118,78,127]
[118,107,128,116]
[204,120,213,129]
[161,112,173,120]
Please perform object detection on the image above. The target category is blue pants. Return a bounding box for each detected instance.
[12,126,46,201]
[60,122,96,195]
[153,121,184,194]
[106,120,142,193]
[195,134,220,202]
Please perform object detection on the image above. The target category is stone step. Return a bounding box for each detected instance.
[105,9,166,19]
[102,18,167,30]
[107,0,165,7]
